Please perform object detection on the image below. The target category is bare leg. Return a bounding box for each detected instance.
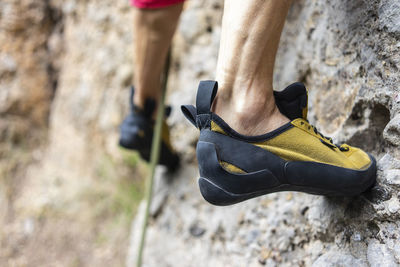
[213,0,292,135]
[133,3,183,109]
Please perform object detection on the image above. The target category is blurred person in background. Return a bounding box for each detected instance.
[119,0,376,205]
[119,0,184,171]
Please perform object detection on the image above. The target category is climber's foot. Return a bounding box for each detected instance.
[119,87,180,172]
[181,81,377,206]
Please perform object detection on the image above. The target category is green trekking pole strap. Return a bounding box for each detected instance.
[136,50,171,267]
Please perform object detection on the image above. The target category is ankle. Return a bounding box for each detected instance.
[132,93,159,119]
[133,95,145,109]
[212,91,289,136]
[133,90,159,108]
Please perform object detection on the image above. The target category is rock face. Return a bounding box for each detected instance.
[135,0,400,266]
[0,0,399,266]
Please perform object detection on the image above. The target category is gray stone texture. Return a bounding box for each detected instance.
[139,0,400,266]
[0,0,399,266]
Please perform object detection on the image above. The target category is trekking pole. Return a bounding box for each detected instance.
[136,49,171,267]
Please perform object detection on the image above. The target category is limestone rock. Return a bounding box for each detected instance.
[367,240,398,267]
[383,114,400,146]
[378,0,400,34]
[312,250,367,267]
[136,0,400,266]
[1,0,400,266]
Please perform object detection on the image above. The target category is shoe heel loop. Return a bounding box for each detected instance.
[181,104,197,127]
[180,81,218,129]
[195,80,218,129]
[180,104,212,129]
[129,86,135,109]
[196,80,218,114]
[181,104,212,129]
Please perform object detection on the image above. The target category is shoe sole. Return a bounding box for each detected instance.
[197,140,377,206]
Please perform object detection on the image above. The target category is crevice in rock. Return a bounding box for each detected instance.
[344,100,391,154]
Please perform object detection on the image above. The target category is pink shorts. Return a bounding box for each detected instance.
[131,0,185,9]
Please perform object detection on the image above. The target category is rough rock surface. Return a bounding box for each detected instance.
[0,0,399,266]
[132,0,400,266]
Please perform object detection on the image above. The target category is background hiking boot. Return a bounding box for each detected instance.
[181,81,376,206]
[119,87,180,172]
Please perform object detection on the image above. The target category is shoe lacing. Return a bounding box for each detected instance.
[300,120,349,152]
